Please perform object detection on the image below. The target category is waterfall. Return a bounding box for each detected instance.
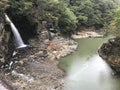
[5,14,27,49]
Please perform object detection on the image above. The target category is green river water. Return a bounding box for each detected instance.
[59,38,120,90]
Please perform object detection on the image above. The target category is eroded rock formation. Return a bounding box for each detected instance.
[0,12,12,66]
[99,37,120,74]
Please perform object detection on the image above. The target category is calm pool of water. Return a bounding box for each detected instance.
[59,38,120,90]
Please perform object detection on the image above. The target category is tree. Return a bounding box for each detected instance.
[33,0,77,35]
[6,0,118,37]
[69,0,116,29]
[111,7,120,37]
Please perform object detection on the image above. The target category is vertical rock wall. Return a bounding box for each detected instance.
[99,37,120,74]
[0,12,11,65]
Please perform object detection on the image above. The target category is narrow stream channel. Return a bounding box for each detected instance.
[59,38,120,90]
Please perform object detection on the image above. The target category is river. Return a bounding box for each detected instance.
[59,38,120,90]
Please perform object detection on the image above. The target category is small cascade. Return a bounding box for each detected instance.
[5,14,27,49]
[3,14,29,69]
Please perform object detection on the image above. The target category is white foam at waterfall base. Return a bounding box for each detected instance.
[17,44,28,49]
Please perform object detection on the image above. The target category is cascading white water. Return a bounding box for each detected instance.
[5,14,27,49]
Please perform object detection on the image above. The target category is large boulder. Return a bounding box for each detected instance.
[99,37,120,74]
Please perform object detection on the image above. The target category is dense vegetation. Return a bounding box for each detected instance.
[110,7,120,37]
[5,0,118,36]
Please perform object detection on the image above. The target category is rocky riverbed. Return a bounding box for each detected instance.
[0,35,77,90]
[71,31,103,39]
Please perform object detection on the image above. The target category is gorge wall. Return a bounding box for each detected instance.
[0,12,12,66]
[99,37,120,74]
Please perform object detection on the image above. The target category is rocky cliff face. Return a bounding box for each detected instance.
[0,12,11,66]
[99,37,120,74]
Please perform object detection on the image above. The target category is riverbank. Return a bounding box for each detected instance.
[0,36,78,90]
[46,36,78,60]
[0,29,104,90]
[71,31,103,39]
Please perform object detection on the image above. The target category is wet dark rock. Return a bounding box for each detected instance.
[0,12,13,67]
[99,37,120,74]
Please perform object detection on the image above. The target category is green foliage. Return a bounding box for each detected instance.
[34,0,77,35]
[7,0,118,36]
[0,8,4,13]
[6,0,37,42]
[69,0,116,29]
[111,7,120,36]
[56,1,77,35]
[7,0,33,17]
[58,6,77,35]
